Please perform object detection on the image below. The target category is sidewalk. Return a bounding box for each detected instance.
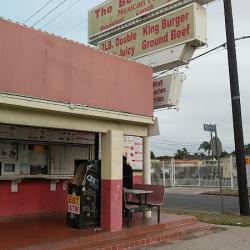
[165,187,218,195]
[138,226,250,250]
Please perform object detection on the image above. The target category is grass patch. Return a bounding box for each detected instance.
[201,188,250,197]
[163,208,250,227]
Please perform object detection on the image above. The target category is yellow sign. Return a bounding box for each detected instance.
[68,194,80,205]
[88,0,180,38]
[246,158,250,165]
[98,3,206,59]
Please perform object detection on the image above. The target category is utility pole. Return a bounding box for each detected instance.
[223,0,249,215]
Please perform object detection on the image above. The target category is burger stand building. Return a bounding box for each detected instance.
[0,0,210,233]
[0,18,154,232]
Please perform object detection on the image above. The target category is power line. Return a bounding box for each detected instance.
[151,137,202,144]
[151,141,200,146]
[31,0,68,27]
[151,136,239,145]
[40,0,83,29]
[60,17,86,35]
[23,0,54,24]
[154,35,250,78]
[190,35,250,62]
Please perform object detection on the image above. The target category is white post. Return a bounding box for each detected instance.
[230,155,234,189]
[173,158,176,187]
[170,158,175,187]
[198,165,201,187]
[162,160,166,187]
[170,158,173,187]
[143,136,151,185]
[143,136,151,218]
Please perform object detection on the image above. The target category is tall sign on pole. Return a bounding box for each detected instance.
[223,0,249,215]
[88,0,214,45]
[153,74,184,110]
[98,3,207,60]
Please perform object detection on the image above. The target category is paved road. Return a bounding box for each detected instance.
[163,193,242,213]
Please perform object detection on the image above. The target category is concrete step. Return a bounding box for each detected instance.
[35,221,211,250]
[75,222,212,250]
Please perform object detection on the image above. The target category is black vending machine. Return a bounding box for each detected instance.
[67,160,101,229]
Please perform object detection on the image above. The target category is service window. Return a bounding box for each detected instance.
[19,144,48,175]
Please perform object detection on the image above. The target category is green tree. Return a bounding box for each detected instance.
[221,151,230,158]
[174,147,190,159]
[245,144,250,155]
[198,141,211,156]
[151,151,156,159]
[156,155,171,160]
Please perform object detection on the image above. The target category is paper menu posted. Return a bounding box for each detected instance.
[20,162,30,175]
[0,143,17,161]
[124,136,143,170]
[18,144,29,162]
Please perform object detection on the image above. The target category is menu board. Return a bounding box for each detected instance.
[0,124,95,145]
[124,136,143,170]
[0,143,17,161]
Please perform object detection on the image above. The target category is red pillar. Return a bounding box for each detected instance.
[101,180,122,231]
[101,130,123,232]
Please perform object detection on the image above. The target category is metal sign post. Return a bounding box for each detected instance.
[204,123,224,214]
[211,132,224,214]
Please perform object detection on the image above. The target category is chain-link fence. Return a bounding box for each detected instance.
[151,157,250,188]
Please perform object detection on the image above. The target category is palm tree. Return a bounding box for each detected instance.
[174,147,190,159]
[151,151,156,159]
[245,144,250,155]
[199,141,211,156]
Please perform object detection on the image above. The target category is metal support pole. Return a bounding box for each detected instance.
[215,126,224,214]
[223,0,249,215]
[210,125,213,159]
[143,136,151,218]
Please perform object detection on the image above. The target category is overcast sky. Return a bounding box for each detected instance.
[0,0,249,156]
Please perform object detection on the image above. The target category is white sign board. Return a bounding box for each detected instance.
[153,73,184,109]
[0,124,95,145]
[204,124,216,132]
[88,0,214,43]
[135,43,196,72]
[124,136,143,170]
[98,3,207,60]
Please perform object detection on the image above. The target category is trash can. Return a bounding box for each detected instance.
[67,160,101,229]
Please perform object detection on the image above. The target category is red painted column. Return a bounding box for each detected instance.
[101,180,122,231]
[101,130,123,232]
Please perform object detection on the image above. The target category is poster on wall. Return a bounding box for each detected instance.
[124,136,143,170]
[0,143,17,161]
[0,124,95,145]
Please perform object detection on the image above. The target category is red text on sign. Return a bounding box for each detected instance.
[95,5,113,19]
